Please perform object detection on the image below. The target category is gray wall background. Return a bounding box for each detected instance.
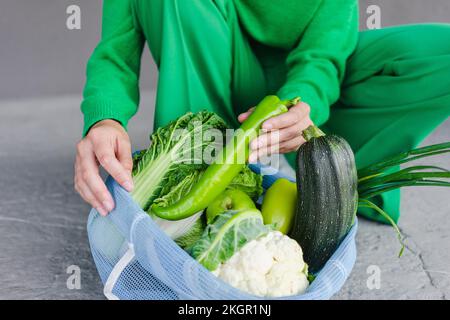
[1,0,450,100]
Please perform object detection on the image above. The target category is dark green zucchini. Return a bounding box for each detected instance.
[289,125,358,272]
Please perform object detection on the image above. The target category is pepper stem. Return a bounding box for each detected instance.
[280,97,301,108]
[302,125,325,142]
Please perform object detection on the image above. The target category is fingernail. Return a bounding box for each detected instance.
[103,200,114,212]
[97,206,108,216]
[123,181,133,192]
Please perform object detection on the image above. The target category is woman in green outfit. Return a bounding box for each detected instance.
[75,0,450,223]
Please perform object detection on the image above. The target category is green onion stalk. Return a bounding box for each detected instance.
[357,142,450,256]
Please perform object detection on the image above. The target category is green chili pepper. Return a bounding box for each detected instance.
[151,95,300,220]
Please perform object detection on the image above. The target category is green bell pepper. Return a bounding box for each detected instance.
[261,178,297,234]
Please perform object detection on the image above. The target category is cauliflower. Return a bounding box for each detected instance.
[212,231,309,297]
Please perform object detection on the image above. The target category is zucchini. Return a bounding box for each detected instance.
[289,125,358,272]
[290,124,450,271]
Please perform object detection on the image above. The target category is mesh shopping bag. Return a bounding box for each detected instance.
[87,165,357,300]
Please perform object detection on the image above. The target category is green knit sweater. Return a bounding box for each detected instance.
[81,0,358,135]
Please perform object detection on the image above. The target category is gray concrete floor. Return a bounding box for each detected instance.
[0,93,449,300]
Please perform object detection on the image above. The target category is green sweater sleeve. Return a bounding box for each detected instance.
[81,0,145,136]
[277,0,358,126]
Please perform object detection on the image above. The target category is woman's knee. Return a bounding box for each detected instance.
[386,24,450,57]
[356,23,450,62]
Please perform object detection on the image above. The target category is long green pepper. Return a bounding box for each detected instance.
[151,95,300,220]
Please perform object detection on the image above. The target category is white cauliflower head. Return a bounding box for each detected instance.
[212,231,309,297]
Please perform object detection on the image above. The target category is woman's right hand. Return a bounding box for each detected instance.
[74,119,134,216]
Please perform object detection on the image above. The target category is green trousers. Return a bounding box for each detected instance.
[145,0,450,223]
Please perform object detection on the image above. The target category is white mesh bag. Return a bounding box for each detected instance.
[87,165,357,300]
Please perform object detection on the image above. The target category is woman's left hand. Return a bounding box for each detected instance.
[238,101,313,163]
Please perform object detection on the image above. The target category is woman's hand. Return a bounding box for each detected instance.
[238,101,313,163]
[74,119,134,216]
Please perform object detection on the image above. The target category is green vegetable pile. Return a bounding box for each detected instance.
[128,95,450,296]
[129,96,298,255]
[130,110,263,248]
[130,96,311,297]
[150,96,299,220]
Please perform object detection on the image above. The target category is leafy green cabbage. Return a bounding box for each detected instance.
[131,111,228,211]
[227,166,263,200]
[190,209,272,271]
